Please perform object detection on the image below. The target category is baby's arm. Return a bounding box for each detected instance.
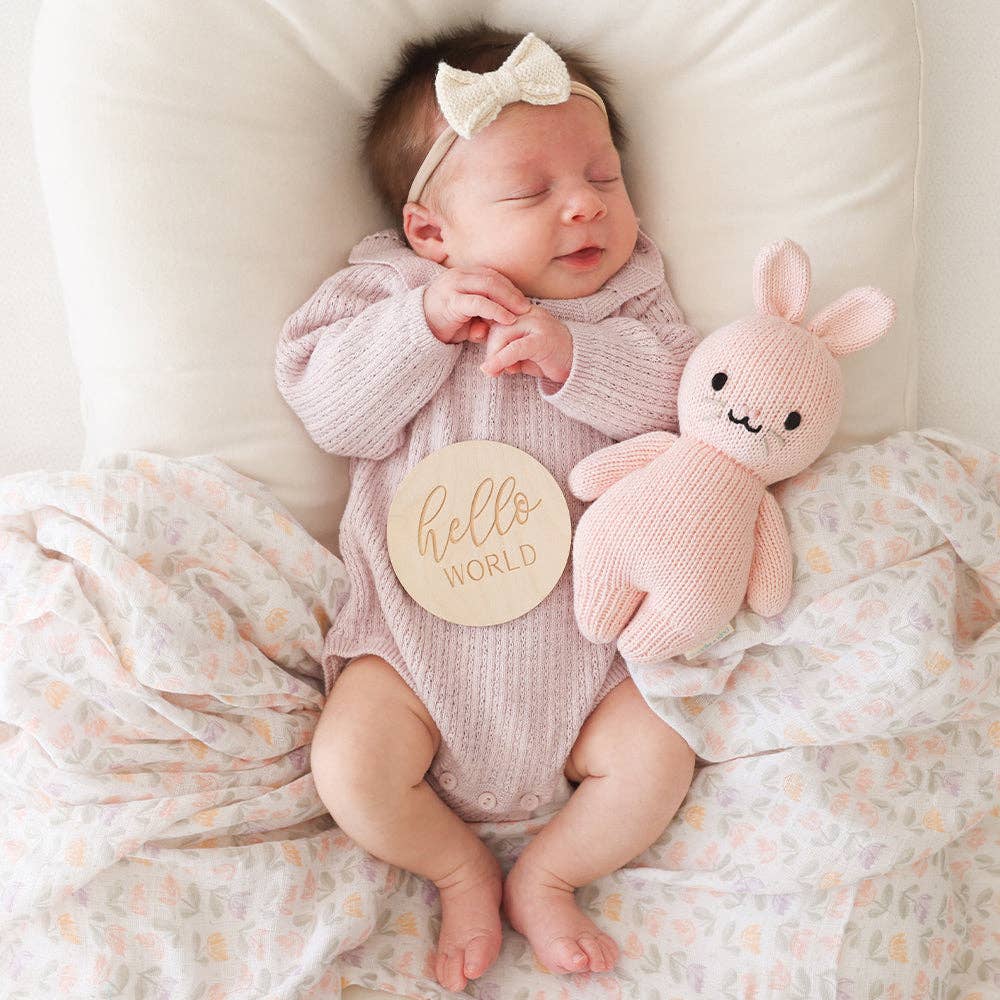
[537,276,697,441]
[275,264,462,460]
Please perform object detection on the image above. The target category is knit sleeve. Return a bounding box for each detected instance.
[535,277,698,441]
[275,263,462,460]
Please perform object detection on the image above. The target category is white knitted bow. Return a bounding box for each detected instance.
[434,33,571,139]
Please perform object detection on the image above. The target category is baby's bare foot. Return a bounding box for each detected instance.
[433,850,504,992]
[502,857,619,975]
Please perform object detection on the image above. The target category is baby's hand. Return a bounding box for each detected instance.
[480,305,573,384]
[423,266,531,345]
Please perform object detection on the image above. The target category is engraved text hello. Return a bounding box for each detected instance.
[416,474,543,587]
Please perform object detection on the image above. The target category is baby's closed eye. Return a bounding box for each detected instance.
[503,189,548,201]
[502,176,621,202]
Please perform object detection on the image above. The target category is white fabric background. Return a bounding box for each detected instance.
[913,1,1000,444]
[0,0,82,472]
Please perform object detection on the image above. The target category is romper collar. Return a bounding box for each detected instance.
[347,226,665,323]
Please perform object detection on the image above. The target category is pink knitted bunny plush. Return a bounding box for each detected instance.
[568,239,896,664]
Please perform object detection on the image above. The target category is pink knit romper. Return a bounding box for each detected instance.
[276,228,697,822]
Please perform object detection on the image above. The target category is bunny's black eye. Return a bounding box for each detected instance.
[711,372,727,391]
[784,411,802,431]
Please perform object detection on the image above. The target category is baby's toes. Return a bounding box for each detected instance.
[547,936,590,973]
[463,933,500,979]
[577,935,607,972]
[436,948,467,993]
[582,932,619,972]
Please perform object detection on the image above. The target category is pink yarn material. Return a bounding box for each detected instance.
[569,239,897,665]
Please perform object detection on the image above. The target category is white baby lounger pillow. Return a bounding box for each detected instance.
[32,0,920,555]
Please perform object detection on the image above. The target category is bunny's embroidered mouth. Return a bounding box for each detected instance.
[728,410,762,434]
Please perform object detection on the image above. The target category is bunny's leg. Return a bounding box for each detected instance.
[615,594,689,664]
[574,576,644,643]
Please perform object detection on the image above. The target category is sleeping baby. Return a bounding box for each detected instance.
[276,23,698,992]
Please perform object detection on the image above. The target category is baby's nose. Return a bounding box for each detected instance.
[564,189,606,223]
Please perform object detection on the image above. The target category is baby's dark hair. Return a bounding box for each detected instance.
[360,21,628,226]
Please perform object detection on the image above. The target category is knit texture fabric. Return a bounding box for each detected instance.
[275,227,697,821]
[569,239,895,667]
[570,433,771,663]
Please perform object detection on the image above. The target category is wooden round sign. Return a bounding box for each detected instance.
[387,439,571,626]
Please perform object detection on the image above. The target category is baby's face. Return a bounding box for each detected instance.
[416,96,639,299]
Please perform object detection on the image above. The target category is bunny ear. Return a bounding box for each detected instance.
[806,287,896,357]
[752,239,811,323]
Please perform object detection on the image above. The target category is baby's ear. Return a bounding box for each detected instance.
[806,287,896,356]
[752,239,811,323]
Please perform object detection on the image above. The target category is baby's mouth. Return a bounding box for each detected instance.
[556,246,604,268]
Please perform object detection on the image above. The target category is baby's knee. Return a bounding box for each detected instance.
[570,678,695,786]
[311,660,438,816]
[634,701,695,769]
[608,694,696,814]
[622,711,694,794]
[310,718,383,816]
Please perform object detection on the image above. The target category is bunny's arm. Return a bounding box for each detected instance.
[745,490,793,617]
[567,430,676,502]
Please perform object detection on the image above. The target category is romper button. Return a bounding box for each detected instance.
[477,792,497,810]
[438,771,457,791]
[519,793,540,811]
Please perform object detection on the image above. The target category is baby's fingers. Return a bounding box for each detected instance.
[459,268,532,318]
[481,333,534,375]
[456,293,519,327]
[468,318,489,342]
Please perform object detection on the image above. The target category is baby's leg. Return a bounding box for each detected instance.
[503,676,695,975]
[311,654,503,993]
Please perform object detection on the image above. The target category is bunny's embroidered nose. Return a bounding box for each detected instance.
[728,409,763,434]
